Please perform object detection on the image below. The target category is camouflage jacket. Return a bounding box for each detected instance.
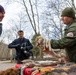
[51,20,76,62]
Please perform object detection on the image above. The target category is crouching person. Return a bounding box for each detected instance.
[8,30,33,64]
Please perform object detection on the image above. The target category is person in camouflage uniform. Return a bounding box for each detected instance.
[51,7,76,62]
[36,7,76,63]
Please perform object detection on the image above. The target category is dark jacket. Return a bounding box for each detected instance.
[51,20,76,62]
[0,23,2,36]
[8,37,33,57]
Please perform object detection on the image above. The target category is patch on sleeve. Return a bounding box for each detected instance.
[66,32,74,37]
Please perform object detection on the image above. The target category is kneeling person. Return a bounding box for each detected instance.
[8,30,33,64]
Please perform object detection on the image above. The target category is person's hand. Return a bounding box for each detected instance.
[35,36,63,58]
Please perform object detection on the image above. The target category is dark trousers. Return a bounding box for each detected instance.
[15,53,30,63]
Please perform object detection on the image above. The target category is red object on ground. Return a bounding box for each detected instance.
[23,68,42,75]
[23,68,33,75]
[15,64,22,69]
[15,64,41,75]
[15,64,56,75]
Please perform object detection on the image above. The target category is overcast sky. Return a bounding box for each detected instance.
[0,0,76,44]
[1,0,76,30]
[2,2,22,30]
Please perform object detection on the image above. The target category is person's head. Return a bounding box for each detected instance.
[0,5,5,21]
[18,30,24,38]
[61,7,75,25]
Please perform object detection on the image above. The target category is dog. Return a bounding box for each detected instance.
[0,68,19,75]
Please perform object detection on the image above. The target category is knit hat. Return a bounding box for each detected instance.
[61,7,75,19]
[0,5,5,13]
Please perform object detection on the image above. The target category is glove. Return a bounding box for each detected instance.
[20,46,27,53]
[24,50,27,53]
[21,46,27,50]
[35,36,51,52]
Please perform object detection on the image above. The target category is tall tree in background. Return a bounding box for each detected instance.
[15,0,40,35]
[2,12,29,43]
[1,0,76,36]
[18,0,43,58]
[41,0,76,39]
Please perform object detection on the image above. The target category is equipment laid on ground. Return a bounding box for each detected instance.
[15,60,76,75]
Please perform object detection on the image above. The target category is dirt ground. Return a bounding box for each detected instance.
[0,59,34,71]
[0,58,57,71]
[0,60,16,71]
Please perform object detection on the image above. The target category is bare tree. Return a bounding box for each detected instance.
[2,12,29,44]
[41,0,76,39]
[14,0,40,35]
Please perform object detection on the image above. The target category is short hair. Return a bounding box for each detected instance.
[18,30,23,33]
[0,5,5,13]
